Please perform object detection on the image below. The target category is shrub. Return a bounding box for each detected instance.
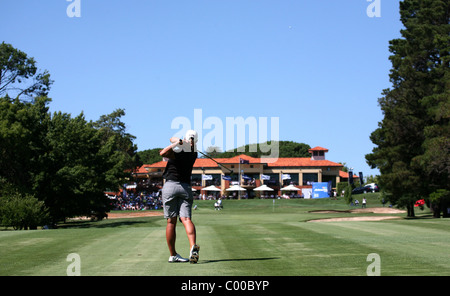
[0,193,50,230]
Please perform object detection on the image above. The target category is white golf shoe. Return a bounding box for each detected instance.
[168,253,189,263]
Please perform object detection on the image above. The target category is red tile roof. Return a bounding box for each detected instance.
[140,154,343,170]
[308,146,329,153]
[339,171,359,178]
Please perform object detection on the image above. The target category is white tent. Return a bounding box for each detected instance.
[226,185,246,191]
[202,185,221,191]
[281,184,300,191]
[253,184,274,191]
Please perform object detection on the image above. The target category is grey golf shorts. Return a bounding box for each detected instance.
[162,180,193,219]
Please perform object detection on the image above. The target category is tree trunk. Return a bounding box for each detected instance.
[431,202,441,218]
[442,199,450,218]
[407,202,415,218]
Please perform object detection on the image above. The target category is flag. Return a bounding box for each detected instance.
[202,175,213,180]
[261,174,270,180]
[348,171,354,184]
[222,175,232,181]
[242,175,251,180]
[239,158,249,164]
[282,174,291,180]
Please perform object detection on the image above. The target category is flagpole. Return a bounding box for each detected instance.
[238,160,241,200]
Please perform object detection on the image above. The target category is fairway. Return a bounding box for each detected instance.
[1,197,449,276]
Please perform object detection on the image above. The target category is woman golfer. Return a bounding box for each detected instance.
[159,130,200,263]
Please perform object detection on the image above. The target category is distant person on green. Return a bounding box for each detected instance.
[159,130,200,263]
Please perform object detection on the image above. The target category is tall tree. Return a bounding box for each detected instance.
[93,109,139,188]
[0,96,50,193]
[366,0,449,217]
[0,42,53,100]
[0,44,138,225]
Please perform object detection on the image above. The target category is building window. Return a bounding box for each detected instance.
[264,173,280,186]
[322,175,336,188]
[283,173,299,186]
[191,174,202,186]
[303,173,318,185]
[205,174,221,186]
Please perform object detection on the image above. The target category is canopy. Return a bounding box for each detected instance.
[253,184,274,191]
[281,184,300,191]
[202,185,221,192]
[226,185,246,191]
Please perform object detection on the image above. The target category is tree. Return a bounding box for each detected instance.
[136,148,164,165]
[34,111,107,222]
[343,184,353,206]
[0,42,53,100]
[33,109,138,223]
[0,44,138,225]
[0,95,50,193]
[93,108,139,187]
[366,0,449,217]
[204,141,311,159]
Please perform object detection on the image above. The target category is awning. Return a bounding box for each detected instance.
[226,185,246,191]
[281,185,300,191]
[202,185,221,191]
[253,185,274,191]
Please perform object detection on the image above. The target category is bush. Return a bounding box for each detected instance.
[336,182,348,197]
[429,189,450,218]
[0,193,49,230]
[343,184,353,205]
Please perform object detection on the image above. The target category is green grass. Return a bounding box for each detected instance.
[1,194,449,276]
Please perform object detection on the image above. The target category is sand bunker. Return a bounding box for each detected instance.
[307,207,406,222]
[308,216,400,222]
[107,211,163,219]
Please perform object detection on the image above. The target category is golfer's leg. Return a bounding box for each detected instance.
[166,217,178,256]
[180,217,196,249]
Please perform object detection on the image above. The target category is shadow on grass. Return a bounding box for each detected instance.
[58,218,156,229]
[201,257,280,264]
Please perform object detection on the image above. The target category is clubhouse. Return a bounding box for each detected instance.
[132,146,356,198]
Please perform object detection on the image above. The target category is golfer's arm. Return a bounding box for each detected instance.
[159,138,181,158]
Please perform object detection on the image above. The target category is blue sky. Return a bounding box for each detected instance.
[0,0,403,177]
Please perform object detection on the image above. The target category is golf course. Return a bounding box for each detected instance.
[1,194,449,276]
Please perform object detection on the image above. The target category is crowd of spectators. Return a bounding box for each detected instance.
[109,190,163,211]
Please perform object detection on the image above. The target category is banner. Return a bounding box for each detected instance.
[282,174,291,180]
[312,182,331,198]
[348,171,354,184]
[239,158,249,164]
[202,175,213,180]
[261,174,270,180]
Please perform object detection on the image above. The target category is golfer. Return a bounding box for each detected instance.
[159,130,200,263]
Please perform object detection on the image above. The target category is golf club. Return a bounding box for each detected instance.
[184,137,234,175]
[197,149,234,175]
